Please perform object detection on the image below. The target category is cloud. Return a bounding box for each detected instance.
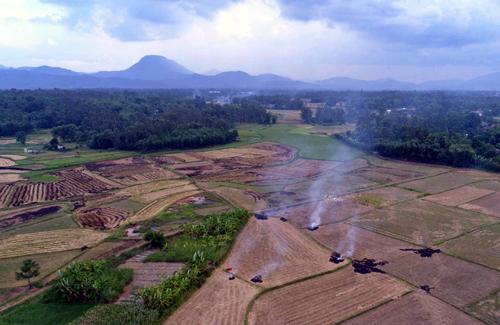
[37,0,241,41]
[277,0,500,48]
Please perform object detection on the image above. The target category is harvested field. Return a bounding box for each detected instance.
[270,200,373,228]
[309,222,500,306]
[459,192,500,217]
[105,199,145,214]
[247,267,410,325]
[424,186,494,206]
[470,180,500,192]
[76,207,131,230]
[333,158,369,173]
[344,291,482,325]
[0,213,77,239]
[365,156,448,174]
[285,174,377,196]
[352,200,498,245]
[0,206,61,229]
[0,174,25,183]
[164,269,260,325]
[0,139,15,145]
[9,168,120,207]
[0,183,13,207]
[203,159,342,184]
[0,158,16,167]
[132,190,201,221]
[400,172,482,194]
[0,169,26,174]
[71,193,125,212]
[0,250,81,288]
[442,224,500,270]
[86,157,179,185]
[119,262,184,288]
[0,155,27,160]
[139,184,198,202]
[348,165,425,184]
[116,180,190,197]
[0,229,108,258]
[208,187,268,210]
[224,217,340,288]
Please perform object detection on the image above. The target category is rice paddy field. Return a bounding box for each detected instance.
[0,123,499,325]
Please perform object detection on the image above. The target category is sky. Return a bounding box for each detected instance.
[1,0,500,83]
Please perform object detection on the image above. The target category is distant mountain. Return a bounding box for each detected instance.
[202,69,222,76]
[316,77,416,90]
[0,65,7,70]
[2,55,500,90]
[93,55,193,80]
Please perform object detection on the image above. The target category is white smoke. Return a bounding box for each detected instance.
[336,221,358,257]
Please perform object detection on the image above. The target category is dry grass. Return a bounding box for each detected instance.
[424,186,494,206]
[459,192,500,217]
[164,269,260,325]
[0,229,108,258]
[0,155,27,160]
[0,158,16,167]
[138,184,198,203]
[248,267,410,325]
[132,190,201,221]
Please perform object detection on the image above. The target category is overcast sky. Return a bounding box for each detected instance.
[1,0,500,83]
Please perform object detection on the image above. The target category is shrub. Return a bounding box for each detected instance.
[68,304,159,325]
[43,260,133,303]
[143,230,166,248]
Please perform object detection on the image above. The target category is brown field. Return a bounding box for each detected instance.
[0,229,108,258]
[86,157,179,185]
[0,206,61,229]
[74,239,141,262]
[459,192,500,217]
[139,184,198,202]
[119,262,184,291]
[132,190,201,221]
[400,172,485,194]
[9,168,120,207]
[115,179,190,197]
[224,217,341,288]
[164,269,260,325]
[0,155,27,160]
[0,158,16,167]
[470,180,500,191]
[0,183,13,207]
[348,165,425,184]
[344,291,482,325]
[270,200,373,228]
[0,174,25,183]
[352,199,498,245]
[71,192,126,212]
[333,157,369,172]
[442,224,500,270]
[424,186,494,206]
[284,173,377,196]
[0,139,15,145]
[76,207,131,230]
[247,267,410,325]
[309,222,500,306]
[203,158,342,184]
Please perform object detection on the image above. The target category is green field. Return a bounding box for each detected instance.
[0,300,94,325]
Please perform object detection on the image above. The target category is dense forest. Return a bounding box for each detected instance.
[0,89,274,151]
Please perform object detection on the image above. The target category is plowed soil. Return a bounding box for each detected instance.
[164,269,260,325]
[76,207,131,230]
[309,222,500,307]
[343,291,482,325]
[0,183,13,207]
[247,267,410,325]
[224,217,341,288]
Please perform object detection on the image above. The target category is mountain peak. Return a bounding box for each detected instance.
[127,55,193,76]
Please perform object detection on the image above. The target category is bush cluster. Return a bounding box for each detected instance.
[68,304,159,325]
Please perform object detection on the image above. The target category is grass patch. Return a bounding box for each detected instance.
[24,174,60,183]
[105,199,145,214]
[0,300,95,325]
[352,195,384,207]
